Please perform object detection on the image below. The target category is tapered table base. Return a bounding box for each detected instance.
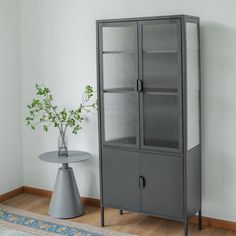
[48,164,84,218]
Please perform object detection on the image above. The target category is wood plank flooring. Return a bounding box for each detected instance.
[2,193,236,235]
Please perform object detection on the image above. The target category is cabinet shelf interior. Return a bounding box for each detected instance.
[144,88,178,95]
[143,50,178,54]
[103,87,134,93]
[102,50,178,54]
[102,50,135,54]
[105,137,178,149]
[103,87,179,95]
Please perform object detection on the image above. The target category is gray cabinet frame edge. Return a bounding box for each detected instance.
[187,16,202,218]
[181,16,201,231]
[103,203,184,222]
[96,22,105,216]
[96,14,199,23]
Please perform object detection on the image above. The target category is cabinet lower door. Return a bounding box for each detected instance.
[102,148,140,211]
[140,153,183,219]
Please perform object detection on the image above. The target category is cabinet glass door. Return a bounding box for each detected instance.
[139,19,182,152]
[99,22,139,147]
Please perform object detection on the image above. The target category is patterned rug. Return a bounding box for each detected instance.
[0,204,134,236]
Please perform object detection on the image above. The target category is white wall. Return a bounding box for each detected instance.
[20,0,236,221]
[0,0,22,194]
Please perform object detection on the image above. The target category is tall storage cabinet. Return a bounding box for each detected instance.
[96,15,201,236]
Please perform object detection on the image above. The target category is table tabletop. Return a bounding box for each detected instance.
[39,151,91,164]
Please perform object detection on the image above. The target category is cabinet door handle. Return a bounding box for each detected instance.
[136,79,143,93]
[139,176,146,189]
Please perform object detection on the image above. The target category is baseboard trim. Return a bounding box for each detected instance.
[23,186,52,198]
[23,186,100,207]
[0,187,24,203]
[1,186,236,232]
[190,215,236,232]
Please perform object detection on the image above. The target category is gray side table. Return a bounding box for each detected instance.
[39,151,90,219]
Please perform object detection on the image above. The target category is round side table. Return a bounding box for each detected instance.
[39,151,90,219]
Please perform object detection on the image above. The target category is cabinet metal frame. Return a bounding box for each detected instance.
[96,14,201,236]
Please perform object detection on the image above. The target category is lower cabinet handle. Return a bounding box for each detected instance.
[139,176,146,189]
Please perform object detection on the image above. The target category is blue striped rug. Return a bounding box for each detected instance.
[0,226,34,235]
[0,204,134,236]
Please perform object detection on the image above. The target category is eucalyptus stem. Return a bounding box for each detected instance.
[26,84,97,139]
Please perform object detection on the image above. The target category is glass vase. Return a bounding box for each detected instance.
[58,135,68,157]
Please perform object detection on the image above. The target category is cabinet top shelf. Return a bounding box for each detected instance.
[144,88,179,95]
[103,87,179,95]
[103,87,134,93]
[102,50,135,54]
[143,50,178,54]
[102,50,178,55]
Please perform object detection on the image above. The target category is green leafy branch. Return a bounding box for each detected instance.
[25,84,97,140]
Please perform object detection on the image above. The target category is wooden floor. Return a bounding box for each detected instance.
[2,193,236,236]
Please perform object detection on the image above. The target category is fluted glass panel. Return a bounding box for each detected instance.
[104,93,137,145]
[103,26,136,52]
[103,53,135,90]
[186,22,200,150]
[144,95,179,148]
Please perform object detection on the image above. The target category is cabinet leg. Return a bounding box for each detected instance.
[184,220,188,236]
[198,209,202,230]
[101,206,104,227]
[119,209,123,215]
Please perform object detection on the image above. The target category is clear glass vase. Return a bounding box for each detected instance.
[58,135,68,157]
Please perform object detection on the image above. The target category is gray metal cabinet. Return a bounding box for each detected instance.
[97,15,201,236]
